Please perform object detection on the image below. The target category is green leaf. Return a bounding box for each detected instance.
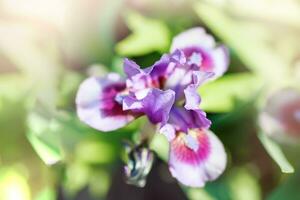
[149,133,169,161]
[0,74,30,102]
[185,188,215,200]
[75,140,115,164]
[267,171,300,200]
[27,131,61,166]
[194,3,289,83]
[27,109,63,165]
[115,11,170,56]
[35,187,56,200]
[227,168,261,200]
[199,73,262,112]
[258,132,294,173]
[64,162,90,194]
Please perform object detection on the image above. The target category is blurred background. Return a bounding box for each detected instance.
[1,0,300,199]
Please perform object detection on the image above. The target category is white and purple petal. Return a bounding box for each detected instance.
[210,45,229,79]
[170,27,229,80]
[170,27,216,52]
[169,129,227,187]
[183,47,228,80]
[76,73,136,132]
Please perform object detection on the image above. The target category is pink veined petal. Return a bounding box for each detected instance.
[170,27,216,52]
[170,27,229,81]
[168,129,227,187]
[76,73,135,132]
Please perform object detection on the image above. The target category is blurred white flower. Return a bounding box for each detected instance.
[259,88,300,143]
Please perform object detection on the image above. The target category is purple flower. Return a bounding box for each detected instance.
[76,27,229,187]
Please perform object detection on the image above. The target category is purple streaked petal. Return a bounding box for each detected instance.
[76,74,135,132]
[169,129,227,187]
[170,27,216,52]
[149,53,172,76]
[169,107,211,132]
[123,58,143,78]
[139,88,175,124]
[123,88,175,124]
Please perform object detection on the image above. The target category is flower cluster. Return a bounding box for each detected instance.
[76,27,229,187]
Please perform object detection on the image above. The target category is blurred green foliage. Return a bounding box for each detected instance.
[115,11,171,56]
[199,73,262,112]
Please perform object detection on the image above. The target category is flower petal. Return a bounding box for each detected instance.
[149,53,173,76]
[184,86,201,110]
[160,123,176,141]
[170,27,216,52]
[210,45,229,79]
[76,73,135,132]
[123,88,175,124]
[169,129,227,187]
[124,58,143,78]
[184,71,214,110]
[169,107,211,132]
[192,71,215,87]
[124,56,171,90]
